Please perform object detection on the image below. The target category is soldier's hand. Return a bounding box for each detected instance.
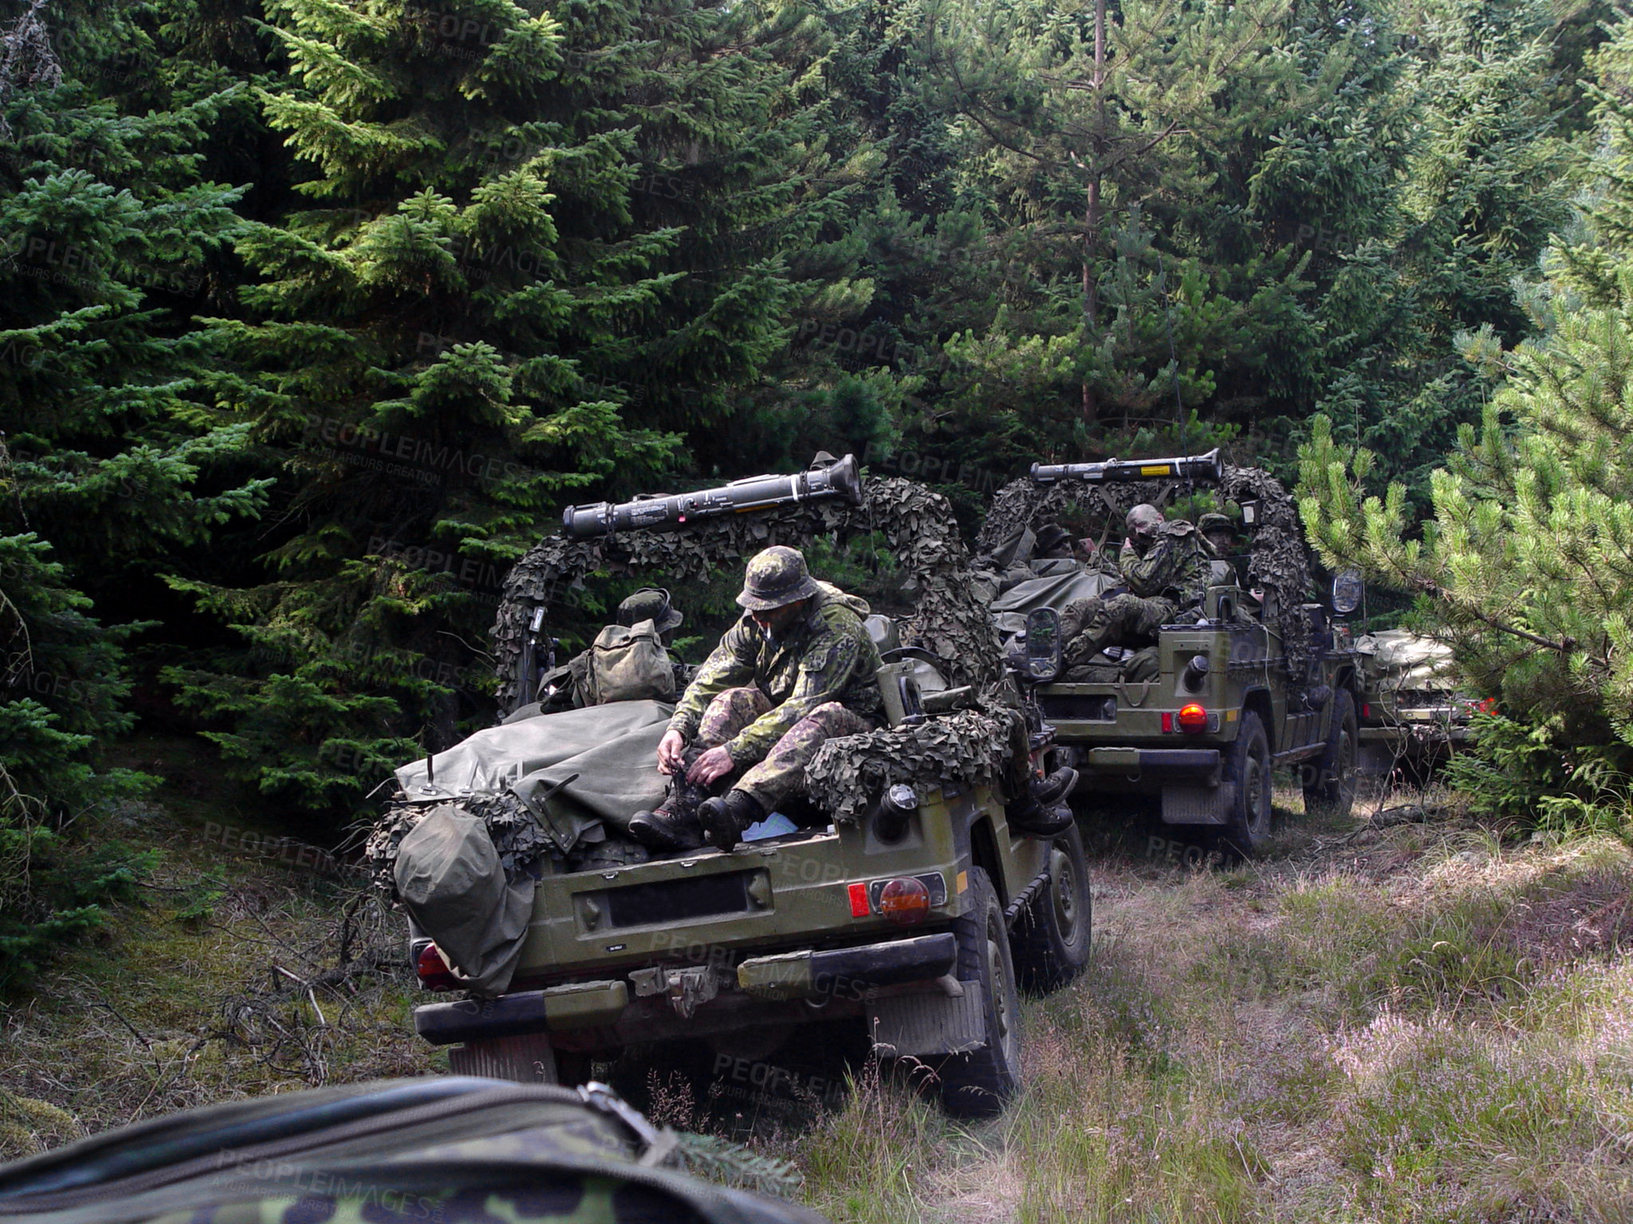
[687,745,736,786]
[656,729,687,775]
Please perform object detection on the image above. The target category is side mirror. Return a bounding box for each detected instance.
[1023,608,1063,683]
[1332,568,1363,616]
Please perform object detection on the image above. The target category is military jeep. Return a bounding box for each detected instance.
[368,456,1090,1119]
[979,450,1362,854]
[1354,628,1480,777]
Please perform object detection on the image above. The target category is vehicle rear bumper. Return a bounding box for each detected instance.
[1077,746,1222,784]
[413,932,959,1048]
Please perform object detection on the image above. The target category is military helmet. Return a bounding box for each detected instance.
[736,546,822,611]
[1034,523,1074,554]
[617,587,683,632]
[1198,512,1236,538]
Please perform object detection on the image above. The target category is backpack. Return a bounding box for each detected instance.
[581,618,676,705]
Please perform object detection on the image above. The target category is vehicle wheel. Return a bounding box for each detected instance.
[1010,823,1092,995]
[1303,688,1358,818]
[1221,710,1273,856]
[447,1033,560,1083]
[934,867,1022,1118]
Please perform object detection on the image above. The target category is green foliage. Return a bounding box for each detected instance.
[165,0,870,810]
[1296,10,1633,834]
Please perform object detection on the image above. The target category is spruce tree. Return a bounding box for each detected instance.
[169,0,849,813]
[0,0,264,981]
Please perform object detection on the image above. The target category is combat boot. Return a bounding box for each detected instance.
[698,788,765,852]
[628,776,708,853]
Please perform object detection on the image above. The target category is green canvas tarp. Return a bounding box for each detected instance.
[989,568,1115,644]
[0,1078,829,1224]
[395,700,674,851]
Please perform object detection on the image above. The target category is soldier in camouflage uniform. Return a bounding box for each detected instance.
[629,546,884,853]
[1059,504,1215,668]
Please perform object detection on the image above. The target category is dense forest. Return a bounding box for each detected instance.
[5,0,1633,976]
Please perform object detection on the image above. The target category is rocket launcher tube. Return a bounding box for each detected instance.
[1030,448,1223,486]
[561,452,863,539]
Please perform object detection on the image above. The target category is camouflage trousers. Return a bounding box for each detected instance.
[698,687,875,812]
[1060,593,1177,664]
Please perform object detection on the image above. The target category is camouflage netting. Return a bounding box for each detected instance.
[975,464,1317,683]
[1220,464,1314,685]
[365,791,554,902]
[492,476,1003,711]
[804,704,1028,825]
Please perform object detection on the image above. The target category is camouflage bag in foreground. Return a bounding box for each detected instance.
[0,1077,826,1224]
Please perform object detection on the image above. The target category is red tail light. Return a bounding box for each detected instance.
[1178,703,1208,733]
[416,943,461,991]
[877,877,931,926]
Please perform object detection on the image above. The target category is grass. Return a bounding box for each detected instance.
[0,796,434,1161]
[6,771,1633,1221]
[784,782,1633,1222]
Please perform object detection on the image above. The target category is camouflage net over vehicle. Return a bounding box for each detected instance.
[805,704,1028,825]
[976,464,1316,683]
[364,791,554,901]
[491,476,1003,711]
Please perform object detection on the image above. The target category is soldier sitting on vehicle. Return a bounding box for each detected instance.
[628,546,884,854]
[537,588,685,711]
[1058,503,1214,668]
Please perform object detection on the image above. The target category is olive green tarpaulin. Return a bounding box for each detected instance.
[393,700,674,851]
[989,569,1116,645]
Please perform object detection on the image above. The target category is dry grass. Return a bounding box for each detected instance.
[0,816,432,1161]
[7,774,1633,1222]
[791,782,1633,1222]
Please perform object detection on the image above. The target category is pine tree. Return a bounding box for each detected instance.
[1296,12,1633,826]
[0,0,272,980]
[168,0,855,813]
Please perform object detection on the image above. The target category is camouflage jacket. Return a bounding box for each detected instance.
[1118,520,1213,606]
[669,582,884,764]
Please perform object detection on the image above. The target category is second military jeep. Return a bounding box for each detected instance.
[981,450,1362,854]
[369,456,1090,1118]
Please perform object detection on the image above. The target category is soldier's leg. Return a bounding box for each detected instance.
[1059,595,1103,644]
[1125,596,1177,640]
[701,704,874,850]
[631,688,769,853]
[736,704,875,815]
[1062,597,1110,664]
[696,687,772,748]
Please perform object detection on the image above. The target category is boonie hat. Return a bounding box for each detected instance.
[736,546,822,611]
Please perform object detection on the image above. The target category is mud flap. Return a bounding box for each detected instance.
[867,985,985,1058]
[1161,783,1233,825]
[446,1033,559,1082]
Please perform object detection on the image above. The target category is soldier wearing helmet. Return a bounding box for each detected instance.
[536,588,685,712]
[1057,503,1215,666]
[630,546,883,853]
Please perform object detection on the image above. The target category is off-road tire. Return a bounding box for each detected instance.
[1303,689,1358,818]
[934,868,1022,1118]
[1011,824,1092,994]
[1221,710,1273,856]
